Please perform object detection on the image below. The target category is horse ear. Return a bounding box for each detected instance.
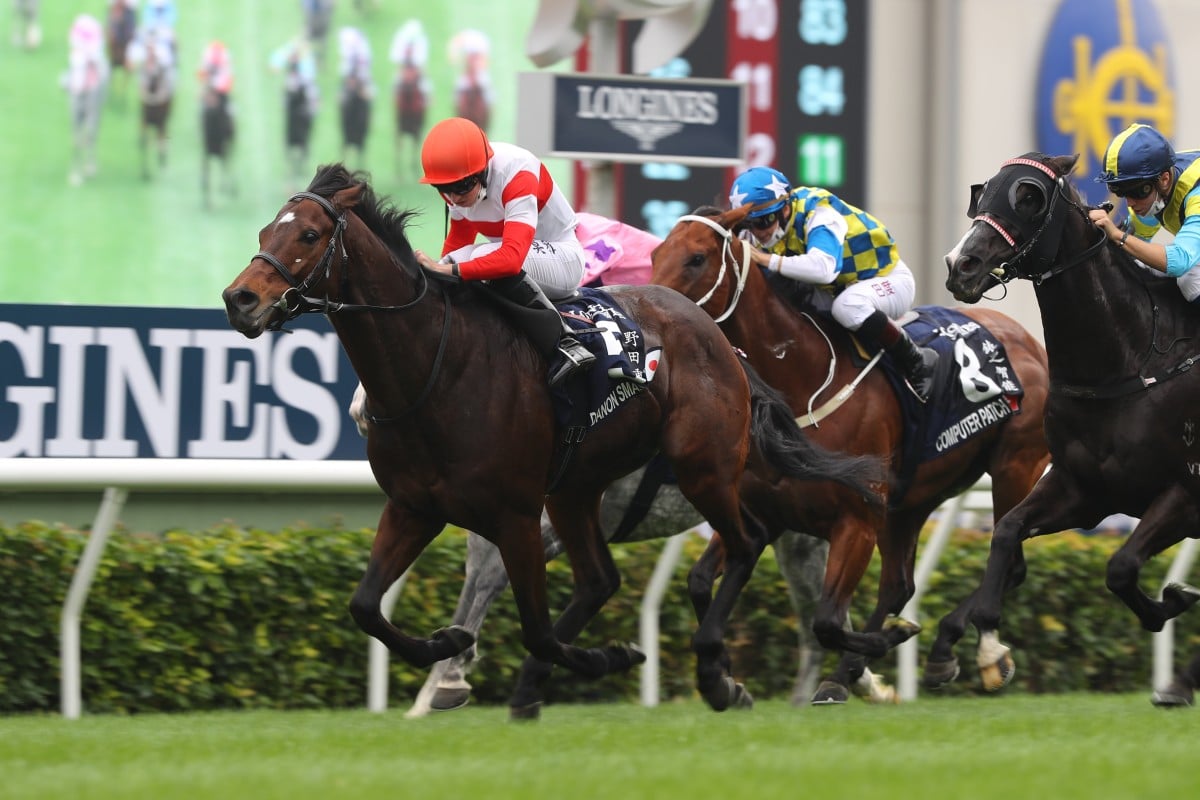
[967,183,984,219]
[331,183,365,212]
[722,205,751,228]
[1049,154,1080,177]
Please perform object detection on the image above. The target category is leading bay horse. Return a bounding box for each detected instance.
[652,206,1051,702]
[943,152,1200,706]
[222,165,882,716]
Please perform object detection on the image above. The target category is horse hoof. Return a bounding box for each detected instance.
[852,672,900,704]
[1151,682,1194,708]
[922,658,961,690]
[606,642,646,672]
[884,615,922,644]
[1163,582,1200,616]
[730,681,754,710]
[811,680,850,706]
[509,701,543,722]
[979,651,1015,692]
[431,625,475,659]
[430,686,471,712]
[702,676,739,712]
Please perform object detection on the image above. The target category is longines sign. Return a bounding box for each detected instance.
[0,304,364,460]
[517,72,746,165]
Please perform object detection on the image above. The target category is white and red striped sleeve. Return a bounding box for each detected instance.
[457,164,552,280]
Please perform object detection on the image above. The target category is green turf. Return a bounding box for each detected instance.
[1,1,565,308]
[1,696,1196,799]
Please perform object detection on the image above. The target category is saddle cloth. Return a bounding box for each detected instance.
[548,287,662,430]
[886,305,1025,499]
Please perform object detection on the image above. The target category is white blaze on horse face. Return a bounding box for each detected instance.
[276,211,296,226]
[944,227,973,267]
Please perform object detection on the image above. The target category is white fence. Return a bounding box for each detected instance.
[0,459,1193,717]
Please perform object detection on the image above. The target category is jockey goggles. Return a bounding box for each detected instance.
[434,174,480,196]
[748,211,782,230]
[1108,179,1156,200]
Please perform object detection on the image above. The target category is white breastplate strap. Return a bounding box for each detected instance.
[795,349,882,428]
[791,312,883,429]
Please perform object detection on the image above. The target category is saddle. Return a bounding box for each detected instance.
[763,273,1025,504]
[489,285,662,492]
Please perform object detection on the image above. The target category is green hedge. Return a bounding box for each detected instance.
[1,521,1197,713]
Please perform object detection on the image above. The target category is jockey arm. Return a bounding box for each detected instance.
[753,204,847,285]
[1163,195,1200,277]
[1090,191,1200,276]
[439,173,539,281]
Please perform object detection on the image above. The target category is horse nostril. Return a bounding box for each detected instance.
[223,287,260,313]
[948,254,974,275]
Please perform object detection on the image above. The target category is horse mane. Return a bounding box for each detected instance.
[306,163,421,265]
[693,204,724,216]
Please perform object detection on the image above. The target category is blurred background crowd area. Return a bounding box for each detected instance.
[2,0,560,307]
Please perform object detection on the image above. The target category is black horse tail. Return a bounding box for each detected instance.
[741,357,885,509]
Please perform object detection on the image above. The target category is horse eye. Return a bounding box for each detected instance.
[1009,180,1047,218]
[686,253,706,268]
[1016,191,1045,218]
[302,229,320,244]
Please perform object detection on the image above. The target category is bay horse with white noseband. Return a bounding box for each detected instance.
[222,165,883,717]
[943,152,1200,706]
[652,206,1051,702]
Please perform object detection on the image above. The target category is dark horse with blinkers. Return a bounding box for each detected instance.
[942,152,1200,706]
[222,165,882,717]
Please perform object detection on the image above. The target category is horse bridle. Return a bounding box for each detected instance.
[977,159,1200,399]
[251,190,450,417]
[972,157,1108,286]
[251,191,436,330]
[675,214,753,322]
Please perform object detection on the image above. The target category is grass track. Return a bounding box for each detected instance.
[2,696,1196,799]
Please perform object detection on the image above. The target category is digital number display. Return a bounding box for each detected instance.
[782,0,867,204]
[617,0,868,231]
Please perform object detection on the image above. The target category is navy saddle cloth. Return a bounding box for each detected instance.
[548,287,661,429]
[886,305,1025,479]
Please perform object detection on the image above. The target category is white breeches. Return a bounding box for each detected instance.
[445,238,585,300]
[1177,266,1200,303]
[832,259,917,330]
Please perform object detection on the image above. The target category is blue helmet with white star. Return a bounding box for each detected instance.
[730,166,792,218]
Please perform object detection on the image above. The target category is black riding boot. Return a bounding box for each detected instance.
[858,310,938,403]
[485,272,596,387]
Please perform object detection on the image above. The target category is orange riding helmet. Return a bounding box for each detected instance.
[419,117,494,185]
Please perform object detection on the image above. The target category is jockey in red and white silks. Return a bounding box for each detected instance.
[414,117,592,386]
[437,140,584,300]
